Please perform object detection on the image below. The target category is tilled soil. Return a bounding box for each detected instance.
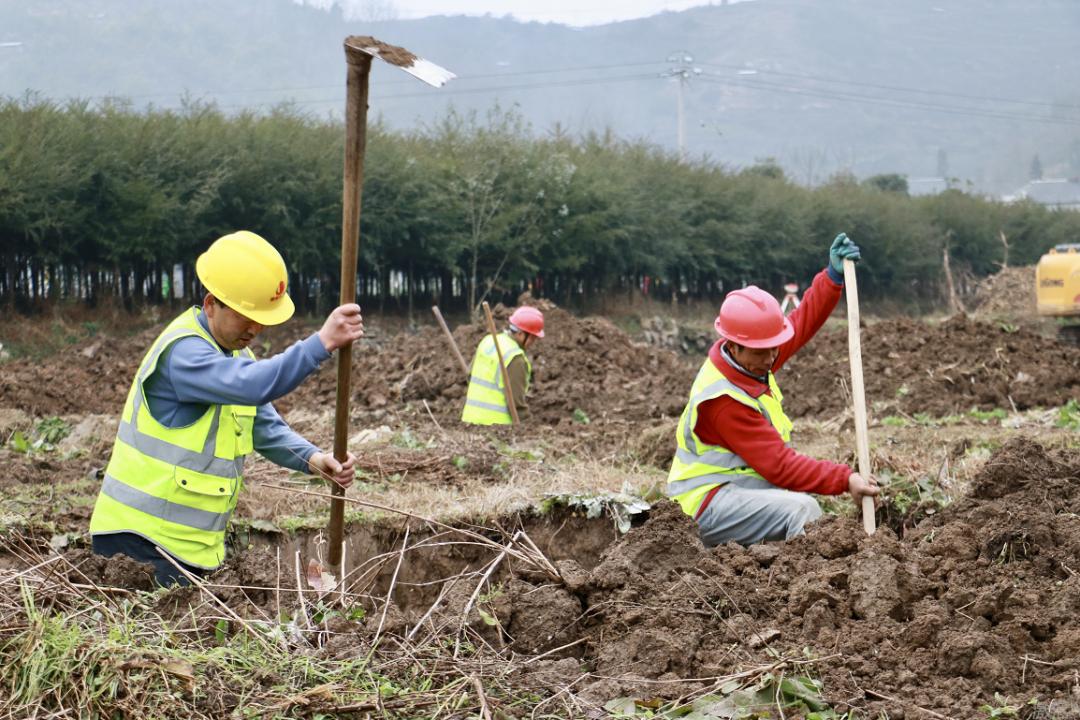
[491,436,1080,717]
[7,298,1080,718]
[64,435,1080,718]
[783,314,1080,418]
[4,303,1078,437]
[0,299,697,442]
[277,296,695,435]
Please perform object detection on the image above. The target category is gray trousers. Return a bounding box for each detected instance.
[695,476,822,547]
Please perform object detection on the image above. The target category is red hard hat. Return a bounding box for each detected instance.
[509,306,545,338]
[714,286,793,349]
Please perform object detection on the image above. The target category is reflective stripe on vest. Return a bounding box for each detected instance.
[89,307,256,570]
[100,474,232,532]
[461,333,531,425]
[666,358,793,516]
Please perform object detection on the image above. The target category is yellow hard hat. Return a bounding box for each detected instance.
[196,231,295,326]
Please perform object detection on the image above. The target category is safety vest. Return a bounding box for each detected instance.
[89,308,257,570]
[667,358,793,517]
[461,333,531,425]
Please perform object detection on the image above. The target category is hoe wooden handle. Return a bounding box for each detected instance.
[432,305,470,380]
[328,48,373,572]
[844,259,876,536]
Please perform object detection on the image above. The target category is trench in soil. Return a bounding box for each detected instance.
[242,508,624,615]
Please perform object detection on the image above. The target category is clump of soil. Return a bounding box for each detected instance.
[783,314,1080,418]
[63,548,156,591]
[495,436,1080,717]
[346,35,418,66]
[969,265,1037,319]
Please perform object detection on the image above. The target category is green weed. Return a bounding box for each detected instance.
[979,693,1024,717]
[392,427,436,450]
[7,416,71,454]
[604,669,850,719]
[496,443,545,462]
[968,407,1007,423]
[539,488,650,533]
[878,470,952,516]
[1056,399,1080,431]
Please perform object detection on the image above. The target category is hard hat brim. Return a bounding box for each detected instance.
[236,294,295,326]
[716,319,794,349]
[213,291,295,326]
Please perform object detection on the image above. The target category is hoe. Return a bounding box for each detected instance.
[328,37,454,578]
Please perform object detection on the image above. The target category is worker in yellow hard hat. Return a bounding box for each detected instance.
[89,231,365,585]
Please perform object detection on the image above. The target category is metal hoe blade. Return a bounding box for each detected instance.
[344,35,455,87]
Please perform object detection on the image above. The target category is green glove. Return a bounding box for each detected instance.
[829,232,861,275]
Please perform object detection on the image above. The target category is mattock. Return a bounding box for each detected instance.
[327,37,455,579]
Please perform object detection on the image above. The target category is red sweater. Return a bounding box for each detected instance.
[694,269,851,495]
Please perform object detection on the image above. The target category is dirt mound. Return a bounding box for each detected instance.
[0,327,155,418]
[279,295,697,435]
[783,314,1080,418]
[969,266,1038,319]
[5,303,1074,435]
[490,436,1080,717]
[0,300,696,441]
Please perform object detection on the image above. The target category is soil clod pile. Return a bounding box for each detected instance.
[0,299,698,434]
[284,296,698,432]
[0,327,154,418]
[969,265,1037,319]
[783,314,1080,418]
[496,437,1080,717]
[3,304,1076,428]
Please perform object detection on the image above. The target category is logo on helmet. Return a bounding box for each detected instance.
[270,280,286,303]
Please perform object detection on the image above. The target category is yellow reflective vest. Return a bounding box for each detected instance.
[667,358,793,517]
[89,308,256,569]
[461,332,531,425]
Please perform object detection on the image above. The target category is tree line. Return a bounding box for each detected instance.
[2,96,1077,317]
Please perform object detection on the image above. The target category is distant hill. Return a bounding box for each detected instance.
[2,0,1079,193]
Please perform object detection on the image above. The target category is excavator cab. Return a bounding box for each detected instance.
[1037,243,1080,345]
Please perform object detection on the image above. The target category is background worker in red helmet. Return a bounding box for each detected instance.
[461,306,544,424]
[667,233,880,546]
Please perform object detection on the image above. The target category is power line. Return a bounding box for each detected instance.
[697,73,1080,127]
[212,72,661,110]
[76,60,667,102]
[381,71,658,100]
[698,61,1080,112]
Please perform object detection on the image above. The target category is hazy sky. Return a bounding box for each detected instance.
[300,1,739,26]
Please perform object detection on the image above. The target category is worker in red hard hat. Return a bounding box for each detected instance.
[667,233,880,546]
[462,306,544,425]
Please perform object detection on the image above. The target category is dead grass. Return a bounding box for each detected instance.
[240,424,665,529]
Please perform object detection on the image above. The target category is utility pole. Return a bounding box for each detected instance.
[662,51,701,160]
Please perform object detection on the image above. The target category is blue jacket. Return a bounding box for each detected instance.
[142,307,329,472]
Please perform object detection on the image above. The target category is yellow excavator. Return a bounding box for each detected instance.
[1037,244,1080,345]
